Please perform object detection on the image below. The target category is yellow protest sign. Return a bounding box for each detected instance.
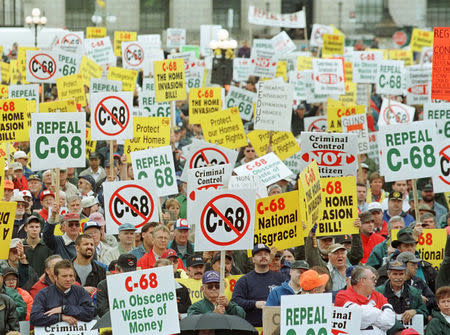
[388,49,413,66]
[113,31,137,56]
[39,99,77,113]
[175,278,204,303]
[0,143,16,161]
[26,100,36,129]
[0,158,4,199]
[18,47,38,84]
[254,191,304,250]
[391,229,446,270]
[201,106,247,149]
[276,60,287,82]
[0,201,16,259]
[298,160,323,232]
[338,82,357,105]
[153,59,186,102]
[107,67,138,92]
[0,99,30,143]
[317,176,358,236]
[344,61,353,83]
[79,56,103,87]
[188,87,221,124]
[445,192,450,210]
[322,34,345,57]
[331,25,345,36]
[1,62,10,83]
[411,28,433,53]
[9,60,19,85]
[327,98,365,132]
[247,130,300,161]
[297,56,313,70]
[56,74,86,107]
[85,128,97,159]
[124,117,171,162]
[0,85,8,98]
[86,26,107,39]
[224,275,244,300]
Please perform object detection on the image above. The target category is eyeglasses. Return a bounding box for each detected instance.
[245,149,255,153]
[170,258,178,264]
[206,283,220,290]
[68,222,80,227]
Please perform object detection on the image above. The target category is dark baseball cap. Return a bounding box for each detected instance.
[202,270,220,284]
[389,191,403,201]
[117,254,137,272]
[291,260,309,270]
[187,255,205,267]
[252,243,270,256]
[27,174,41,181]
[89,152,101,159]
[211,252,232,264]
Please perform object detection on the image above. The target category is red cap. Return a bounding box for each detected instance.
[63,212,80,222]
[401,329,420,335]
[161,249,178,259]
[40,189,55,202]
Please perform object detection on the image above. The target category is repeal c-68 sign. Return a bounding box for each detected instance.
[26,50,58,83]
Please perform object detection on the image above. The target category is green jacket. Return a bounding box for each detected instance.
[0,293,19,335]
[175,194,187,219]
[1,286,26,321]
[436,235,450,290]
[366,239,387,269]
[426,310,450,335]
[187,298,246,318]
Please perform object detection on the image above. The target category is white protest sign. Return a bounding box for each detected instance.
[185,60,205,92]
[200,25,221,57]
[397,314,424,335]
[225,86,256,122]
[30,113,86,170]
[228,175,268,199]
[83,37,116,66]
[378,98,415,127]
[130,146,178,197]
[423,103,450,192]
[254,80,293,132]
[90,78,122,93]
[103,179,160,234]
[233,152,293,186]
[304,70,328,103]
[283,139,304,176]
[352,51,383,83]
[34,320,98,335]
[57,50,82,77]
[379,120,438,182]
[166,28,186,49]
[107,266,180,335]
[281,293,332,335]
[139,78,170,117]
[299,132,359,177]
[233,58,252,82]
[90,91,134,140]
[289,71,307,106]
[341,114,370,154]
[271,31,296,57]
[251,39,278,78]
[366,132,380,167]
[54,31,84,53]
[420,47,433,65]
[192,189,255,251]
[404,64,432,105]
[248,6,305,28]
[26,50,59,83]
[187,164,233,201]
[122,41,146,70]
[8,84,39,101]
[376,60,404,95]
[331,307,362,335]
[138,34,161,48]
[313,58,345,95]
[304,115,328,132]
[310,24,334,47]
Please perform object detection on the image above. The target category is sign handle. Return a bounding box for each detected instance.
[266,131,273,154]
[170,101,175,138]
[54,168,60,223]
[219,250,226,295]
[40,83,44,102]
[158,197,164,223]
[109,140,114,181]
[303,6,309,48]
[5,143,10,165]
[411,179,420,223]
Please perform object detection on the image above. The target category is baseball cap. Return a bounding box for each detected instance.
[291,260,309,270]
[83,221,101,233]
[335,235,351,244]
[89,152,101,159]
[389,191,403,201]
[367,202,383,212]
[79,175,96,190]
[0,267,18,278]
[299,270,329,291]
[422,183,433,192]
[187,255,205,267]
[88,212,106,226]
[174,218,190,230]
[117,254,137,272]
[20,190,32,198]
[27,174,41,181]
[118,223,136,231]
[401,329,420,335]
[63,212,80,222]
[252,243,270,256]
[26,215,41,225]
[10,194,26,203]
[361,162,369,170]
[328,243,346,254]
[4,180,14,190]
[161,249,178,259]
[11,162,23,171]
[202,270,220,284]
[388,261,406,271]
[397,252,421,264]
[359,211,374,224]
[211,252,232,264]
[40,189,55,202]
[13,151,28,160]
[81,196,98,209]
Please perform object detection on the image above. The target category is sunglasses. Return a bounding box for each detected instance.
[245,149,255,153]
[206,283,220,290]
[68,222,80,227]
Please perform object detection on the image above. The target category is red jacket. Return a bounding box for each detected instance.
[30,274,81,299]
[137,248,185,270]
[38,208,49,221]
[13,175,28,191]
[360,233,385,264]
[17,287,33,320]
[335,286,388,309]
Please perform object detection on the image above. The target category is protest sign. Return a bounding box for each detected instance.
[299,132,358,177]
[276,60,288,82]
[153,58,186,102]
[322,34,344,57]
[304,70,328,103]
[200,25,221,56]
[376,60,404,95]
[255,79,293,132]
[327,99,365,133]
[289,71,306,106]
[86,26,106,38]
[39,99,77,113]
[90,91,134,140]
[0,85,8,98]
[113,31,137,56]
[389,49,413,67]
[248,6,305,28]
[8,84,39,101]
[263,307,281,335]
[398,314,424,335]
[125,117,170,161]
[57,50,82,77]
[121,41,145,70]
[251,39,278,78]
[0,98,30,143]
[0,159,4,199]
[335,81,357,105]
[201,106,247,149]
[411,28,433,53]
[166,28,186,49]
[192,189,255,251]
[30,112,86,170]
[297,56,313,71]
[90,78,122,93]
[271,31,296,57]
[310,24,334,47]
[420,47,433,65]
[9,60,19,84]
[405,64,431,105]
[83,37,116,66]
[352,51,383,83]
[130,146,177,197]
[79,55,103,87]
[379,120,438,182]
[312,58,345,95]
[298,160,323,232]
[281,293,332,335]
[234,152,293,186]
[187,164,232,201]
[34,321,98,335]
[1,62,10,83]
[138,34,161,48]
[341,113,370,154]
[188,87,221,124]
[378,98,415,127]
[140,93,171,117]
[224,274,244,300]
[108,266,179,335]
[54,31,84,53]
[233,58,252,82]
[225,85,256,122]
[304,116,327,132]
[228,175,268,199]
[104,179,159,234]
[283,140,303,176]
[175,278,203,303]
[107,67,138,92]
[85,128,97,159]
[317,176,358,236]
[247,130,300,161]
[423,103,450,192]
[26,50,59,83]
[331,307,362,335]
[367,132,379,166]
[56,73,86,107]
[255,191,303,249]
[0,201,16,259]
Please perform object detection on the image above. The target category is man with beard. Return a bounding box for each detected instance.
[72,235,106,296]
[186,255,206,280]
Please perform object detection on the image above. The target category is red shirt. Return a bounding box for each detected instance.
[38,208,49,221]
[335,286,388,309]
[360,232,385,264]
[13,175,28,191]
[137,248,185,270]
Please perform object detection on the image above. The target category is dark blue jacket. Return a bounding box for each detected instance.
[43,220,76,260]
[382,210,415,227]
[30,283,95,326]
[266,280,296,306]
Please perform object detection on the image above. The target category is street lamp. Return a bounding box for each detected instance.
[25,8,47,47]
[91,12,116,26]
[209,29,237,86]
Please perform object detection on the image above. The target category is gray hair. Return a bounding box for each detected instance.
[67,195,81,204]
[350,265,376,286]
[420,213,435,222]
[44,255,63,269]
[152,224,170,237]
[155,259,171,267]
[388,216,404,232]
